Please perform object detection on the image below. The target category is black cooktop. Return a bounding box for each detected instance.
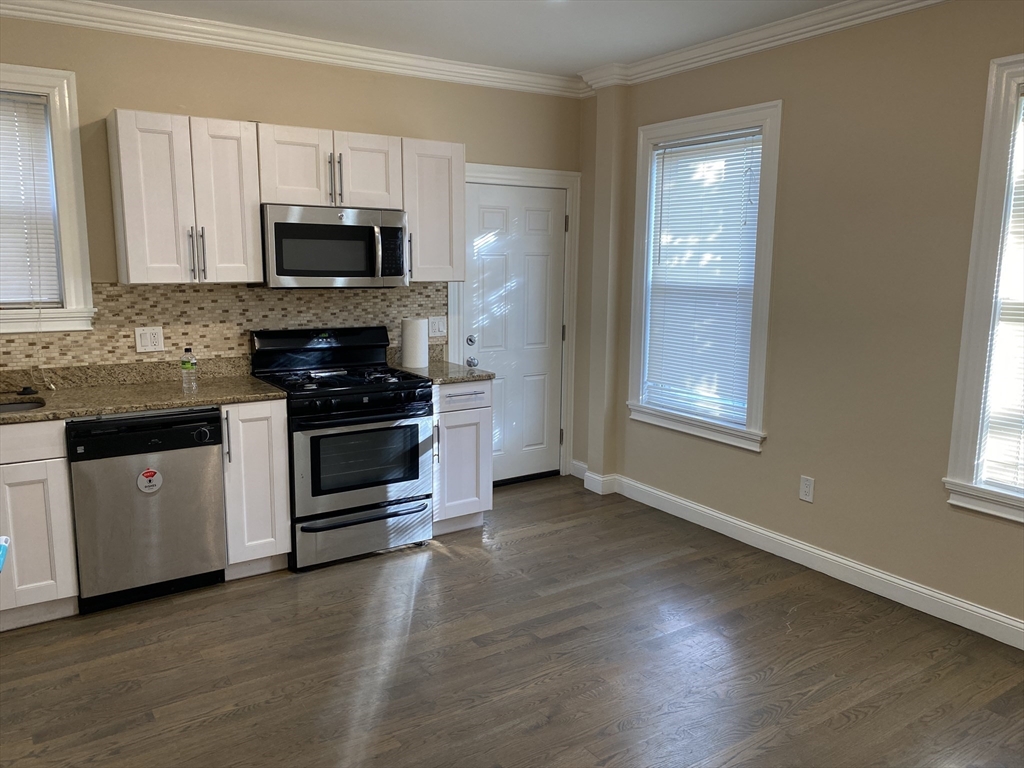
[259,365,429,395]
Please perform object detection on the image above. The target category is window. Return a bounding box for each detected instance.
[946,55,1024,523]
[0,64,92,333]
[628,101,781,452]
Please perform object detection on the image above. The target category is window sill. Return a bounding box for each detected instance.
[943,478,1024,523]
[627,401,765,452]
[0,307,96,334]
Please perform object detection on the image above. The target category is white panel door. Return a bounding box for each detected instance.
[257,123,334,205]
[464,184,566,481]
[0,459,77,610]
[109,109,196,283]
[222,400,291,564]
[402,138,466,282]
[336,131,403,209]
[437,408,493,519]
[190,118,262,283]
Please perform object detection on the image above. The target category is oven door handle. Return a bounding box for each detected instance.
[299,503,429,533]
[292,410,431,432]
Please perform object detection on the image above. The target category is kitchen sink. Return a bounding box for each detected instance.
[0,401,45,413]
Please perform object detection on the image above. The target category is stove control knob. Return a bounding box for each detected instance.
[194,427,211,443]
[313,399,326,413]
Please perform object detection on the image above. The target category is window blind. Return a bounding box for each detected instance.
[0,90,63,308]
[642,129,763,427]
[978,93,1024,491]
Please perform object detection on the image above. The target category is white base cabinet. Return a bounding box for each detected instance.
[434,381,493,521]
[222,400,291,564]
[0,421,77,612]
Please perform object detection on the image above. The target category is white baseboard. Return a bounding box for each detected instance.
[224,554,289,581]
[584,470,618,495]
[0,596,78,632]
[433,512,483,536]
[570,460,588,479]
[586,473,1024,650]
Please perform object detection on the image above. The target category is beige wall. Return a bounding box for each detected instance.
[581,0,1023,618]
[0,17,581,282]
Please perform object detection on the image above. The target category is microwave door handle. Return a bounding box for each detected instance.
[374,225,383,279]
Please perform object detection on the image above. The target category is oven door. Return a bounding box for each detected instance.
[263,204,383,288]
[292,413,433,519]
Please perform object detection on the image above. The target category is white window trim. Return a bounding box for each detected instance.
[628,100,782,453]
[0,64,93,333]
[944,54,1024,524]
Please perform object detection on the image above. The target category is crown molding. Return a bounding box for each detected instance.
[0,0,591,99]
[579,0,948,89]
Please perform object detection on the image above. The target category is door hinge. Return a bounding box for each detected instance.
[560,428,564,445]
[561,324,566,342]
[564,214,569,233]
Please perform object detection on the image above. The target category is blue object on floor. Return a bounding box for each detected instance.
[0,536,9,573]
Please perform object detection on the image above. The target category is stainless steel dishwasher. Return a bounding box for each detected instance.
[66,407,226,612]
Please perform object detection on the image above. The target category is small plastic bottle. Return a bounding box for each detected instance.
[181,346,198,395]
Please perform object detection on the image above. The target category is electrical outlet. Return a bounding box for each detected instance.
[799,476,815,503]
[134,326,165,352]
[428,316,448,337]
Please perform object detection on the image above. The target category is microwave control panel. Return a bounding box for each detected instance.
[381,227,405,277]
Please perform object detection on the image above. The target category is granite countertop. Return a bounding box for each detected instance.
[396,360,496,385]
[0,376,285,425]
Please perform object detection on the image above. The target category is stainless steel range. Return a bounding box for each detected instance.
[251,327,433,570]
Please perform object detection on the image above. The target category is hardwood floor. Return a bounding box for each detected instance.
[1,476,1021,768]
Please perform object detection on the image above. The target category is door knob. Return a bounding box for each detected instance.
[466,357,479,368]
[466,335,476,346]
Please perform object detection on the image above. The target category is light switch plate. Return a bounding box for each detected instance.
[428,316,448,337]
[134,326,165,352]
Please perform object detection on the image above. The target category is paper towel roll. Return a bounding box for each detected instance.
[402,317,429,369]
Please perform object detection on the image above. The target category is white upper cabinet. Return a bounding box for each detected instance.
[222,400,290,565]
[402,138,466,282]
[335,131,403,209]
[190,118,262,283]
[257,123,333,206]
[108,109,196,283]
[108,109,262,284]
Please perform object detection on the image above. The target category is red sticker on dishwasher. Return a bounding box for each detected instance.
[137,468,162,494]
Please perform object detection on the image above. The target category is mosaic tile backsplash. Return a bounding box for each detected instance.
[1,282,447,370]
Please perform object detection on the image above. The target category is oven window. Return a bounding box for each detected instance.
[275,222,375,277]
[311,425,419,495]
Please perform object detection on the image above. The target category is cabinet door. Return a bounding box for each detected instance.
[402,138,466,282]
[0,459,77,610]
[108,109,196,283]
[437,407,493,520]
[222,400,290,564]
[257,123,334,205]
[335,131,403,209]
[190,118,263,283]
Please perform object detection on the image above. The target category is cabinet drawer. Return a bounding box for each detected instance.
[0,421,66,464]
[438,380,492,412]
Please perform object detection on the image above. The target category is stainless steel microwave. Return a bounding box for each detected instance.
[262,204,409,288]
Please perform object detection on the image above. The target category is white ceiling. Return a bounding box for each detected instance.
[99,0,846,78]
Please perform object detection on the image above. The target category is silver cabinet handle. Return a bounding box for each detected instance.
[327,152,335,204]
[408,232,413,270]
[434,423,440,463]
[224,410,232,463]
[338,155,343,204]
[200,225,208,280]
[445,391,485,398]
[187,226,196,280]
